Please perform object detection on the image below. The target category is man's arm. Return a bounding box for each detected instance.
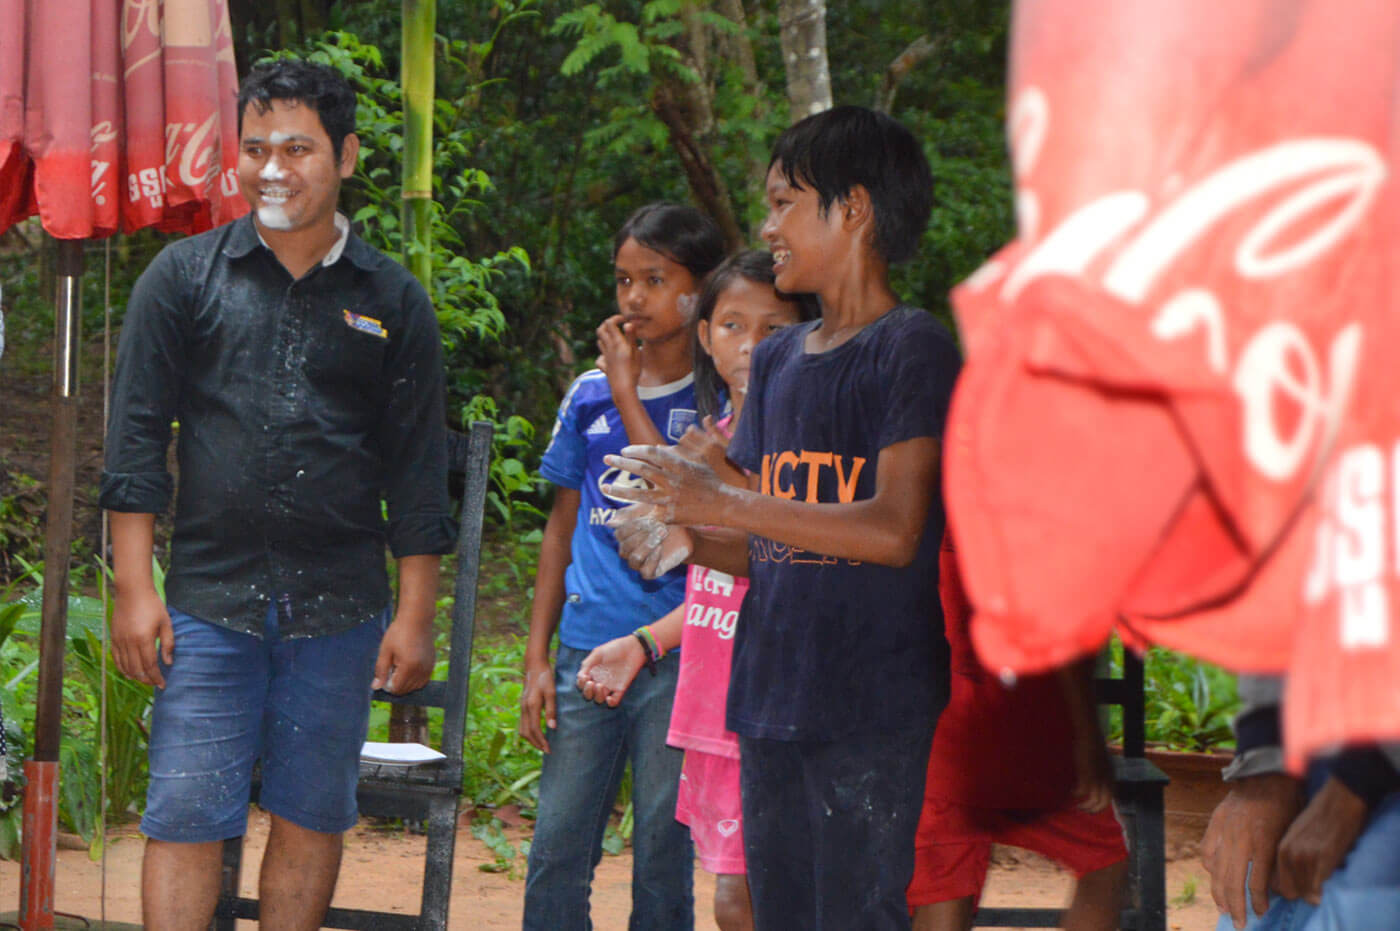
[372,554,440,694]
[606,435,939,569]
[109,511,173,688]
[519,487,579,753]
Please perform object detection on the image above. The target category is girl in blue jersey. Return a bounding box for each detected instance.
[519,203,724,930]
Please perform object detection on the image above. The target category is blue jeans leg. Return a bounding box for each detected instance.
[522,645,692,931]
[1214,865,1315,931]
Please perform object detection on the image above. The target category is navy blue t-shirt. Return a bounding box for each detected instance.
[725,306,962,741]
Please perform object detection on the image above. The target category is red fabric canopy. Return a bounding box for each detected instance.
[0,0,247,239]
[944,0,1400,768]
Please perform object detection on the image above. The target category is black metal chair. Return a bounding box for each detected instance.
[213,421,493,931]
[973,652,1169,930]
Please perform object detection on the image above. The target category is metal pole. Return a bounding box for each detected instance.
[20,236,83,930]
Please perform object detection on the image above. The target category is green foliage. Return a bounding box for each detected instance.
[1104,640,1240,753]
[471,816,530,877]
[461,635,541,811]
[0,473,44,580]
[463,395,548,529]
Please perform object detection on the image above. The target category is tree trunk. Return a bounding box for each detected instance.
[715,0,770,208]
[777,0,832,122]
[877,35,939,113]
[651,81,745,252]
[392,0,436,748]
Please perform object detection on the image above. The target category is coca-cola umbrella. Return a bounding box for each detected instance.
[944,0,1400,769]
[0,0,245,924]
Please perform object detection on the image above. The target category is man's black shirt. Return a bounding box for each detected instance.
[101,214,456,638]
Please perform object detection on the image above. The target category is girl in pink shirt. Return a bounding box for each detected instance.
[577,251,816,931]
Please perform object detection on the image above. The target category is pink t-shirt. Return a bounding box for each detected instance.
[666,563,747,759]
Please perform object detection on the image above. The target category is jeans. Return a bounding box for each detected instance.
[1217,792,1400,931]
[522,644,693,930]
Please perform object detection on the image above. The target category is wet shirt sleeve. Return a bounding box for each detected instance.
[376,278,456,558]
[100,247,185,514]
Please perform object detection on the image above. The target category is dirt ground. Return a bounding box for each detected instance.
[0,807,1221,930]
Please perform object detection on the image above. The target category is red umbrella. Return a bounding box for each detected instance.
[944,0,1400,769]
[1,1,245,924]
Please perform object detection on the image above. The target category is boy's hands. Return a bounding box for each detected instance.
[680,418,746,487]
[604,444,727,528]
[373,615,435,694]
[576,636,647,707]
[1201,771,1304,926]
[597,314,641,392]
[520,656,557,753]
[609,508,695,579]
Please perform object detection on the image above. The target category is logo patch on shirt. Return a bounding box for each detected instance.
[667,408,697,441]
[586,414,611,436]
[342,309,388,339]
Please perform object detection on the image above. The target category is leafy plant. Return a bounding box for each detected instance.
[463,394,548,530]
[471,816,530,878]
[1103,640,1240,753]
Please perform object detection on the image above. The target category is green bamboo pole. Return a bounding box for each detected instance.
[391,0,435,745]
[401,0,435,289]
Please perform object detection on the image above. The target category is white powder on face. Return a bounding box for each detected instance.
[257,204,292,230]
[259,157,287,181]
[676,292,699,322]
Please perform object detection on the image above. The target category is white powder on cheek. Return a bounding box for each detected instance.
[258,204,292,230]
[676,293,699,322]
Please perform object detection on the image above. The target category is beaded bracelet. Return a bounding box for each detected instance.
[633,625,664,676]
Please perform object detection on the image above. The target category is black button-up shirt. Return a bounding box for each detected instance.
[100,214,456,638]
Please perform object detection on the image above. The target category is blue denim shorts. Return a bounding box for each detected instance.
[141,603,388,843]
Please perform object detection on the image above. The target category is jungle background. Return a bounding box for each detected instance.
[0,1,1234,902]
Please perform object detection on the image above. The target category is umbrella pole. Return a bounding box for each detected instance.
[19,237,83,931]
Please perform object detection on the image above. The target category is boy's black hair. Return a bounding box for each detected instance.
[768,105,933,265]
[237,59,358,162]
[692,250,820,422]
[612,203,726,282]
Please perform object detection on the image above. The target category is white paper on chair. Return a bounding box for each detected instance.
[360,741,447,766]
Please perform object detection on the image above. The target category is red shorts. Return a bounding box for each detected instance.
[905,797,1128,907]
[674,749,745,875]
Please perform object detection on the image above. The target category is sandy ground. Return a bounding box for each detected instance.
[0,808,1222,929]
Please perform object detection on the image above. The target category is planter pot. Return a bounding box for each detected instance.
[1111,746,1233,857]
[1144,747,1232,857]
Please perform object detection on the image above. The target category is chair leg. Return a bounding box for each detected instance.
[1133,784,1168,931]
[419,797,459,931]
[211,835,244,931]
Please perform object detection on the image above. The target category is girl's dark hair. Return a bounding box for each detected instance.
[612,203,726,281]
[692,251,820,421]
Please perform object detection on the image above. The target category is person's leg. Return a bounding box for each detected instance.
[740,735,815,930]
[142,840,224,930]
[523,645,631,931]
[1063,859,1128,931]
[622,651,693,930]
[257,815,344,931]
[807,726,935,931]
[257,607,386,928]
[1303,791,1400,929]
[713,874,755,931]
[910,898,975,931]
[140,608,268,930]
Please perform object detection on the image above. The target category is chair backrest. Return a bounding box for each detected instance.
[1094,649,1147,756]
[369,420,492,765]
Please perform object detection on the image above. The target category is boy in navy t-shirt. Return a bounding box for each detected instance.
[605,106,961,930]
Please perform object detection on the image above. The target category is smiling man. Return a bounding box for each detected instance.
[100,59,455,930]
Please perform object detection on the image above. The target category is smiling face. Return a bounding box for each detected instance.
[698,277,803,401]
[613,237,699,346]
[759,160,846,295]
[238,99,358,238]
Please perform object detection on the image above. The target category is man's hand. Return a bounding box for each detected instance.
[110,585,174,688]
[609,507,695,579]
[1273,776,1368,905]
[373,615,436,694]
[1202,772,1304,928]
[519,656,557,753]
[597,314,641,390]
[577,635,647,707]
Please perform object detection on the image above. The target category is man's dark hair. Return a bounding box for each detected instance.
[237,59,358,161]
[768,105,933,265]
[612,202,726,282]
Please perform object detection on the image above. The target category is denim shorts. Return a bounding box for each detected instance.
[141,602,388,843]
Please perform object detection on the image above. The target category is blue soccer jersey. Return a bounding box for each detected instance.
[540,369,698,650]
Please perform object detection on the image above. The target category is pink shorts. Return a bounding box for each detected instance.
[674,749,745,875]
